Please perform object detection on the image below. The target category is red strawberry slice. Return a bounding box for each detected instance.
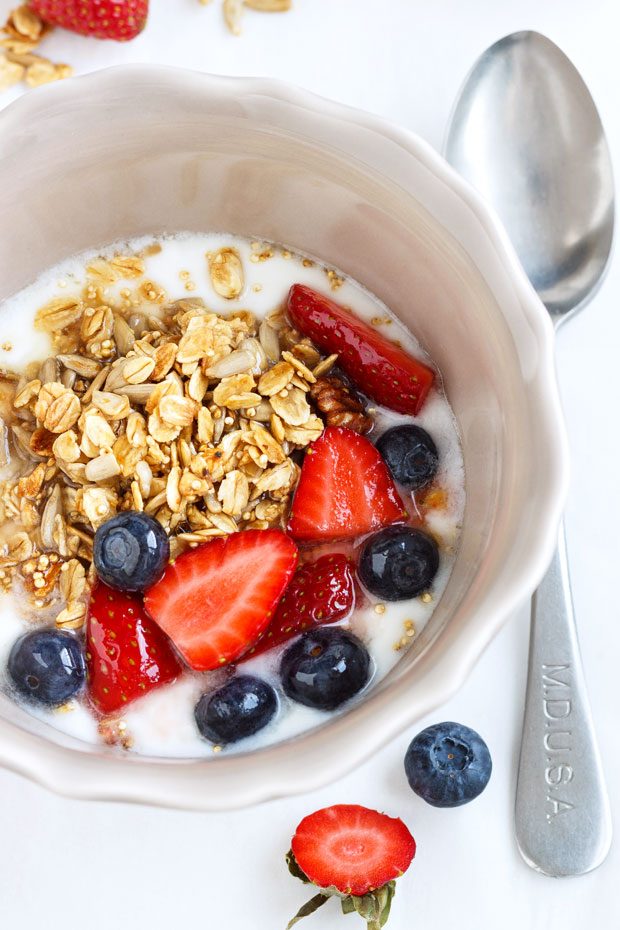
[30,0,148,41]
[86,581,182,715]
[291,804,416,896]
[288,426,406,542]
[144,529,298,671]
[246,554,355,658]
[288,283,435,415]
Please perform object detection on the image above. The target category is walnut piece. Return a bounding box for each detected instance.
[309,376,373,434]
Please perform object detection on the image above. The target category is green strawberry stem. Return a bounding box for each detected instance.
[286,893,330,929]
[286,851,398,929]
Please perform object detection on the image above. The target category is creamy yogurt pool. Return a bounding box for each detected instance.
[0,233,464,758]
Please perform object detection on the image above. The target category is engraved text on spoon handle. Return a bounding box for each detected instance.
[515,522,611,876]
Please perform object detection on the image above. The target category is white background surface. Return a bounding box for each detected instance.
[0,1,618,928]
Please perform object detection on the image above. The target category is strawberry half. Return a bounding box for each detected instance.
[86,581,182,715]
[288,427,406,542]
[144,529,298,671]
[246,554,355,658]
[286,805,416,929]
[291,804,415,895]
[30,0,148,41]
[288,283,435,415]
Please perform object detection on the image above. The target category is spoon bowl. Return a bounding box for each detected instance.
[445,30,613,877]
[446,31,614,323]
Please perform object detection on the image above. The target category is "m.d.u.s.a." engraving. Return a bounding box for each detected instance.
[542,663,574,822]
[517,526,610,875]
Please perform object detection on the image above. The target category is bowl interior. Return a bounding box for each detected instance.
[0,70,561,802]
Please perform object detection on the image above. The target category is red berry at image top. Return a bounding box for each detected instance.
[288,283,435,415]
[246,553,355,658]
[288,426,407,542]
[30,0,149,41]
[144,529,298,671]
[86,581,182,715]
[291,804,416,896]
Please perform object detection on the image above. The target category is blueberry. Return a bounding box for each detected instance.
[94,511,169,591]
[404,721,492,807]
[194,675,278,744]
[7,630,85,706]
[280,628,371,711]
[358,525,439,601]
[376,425,438,490]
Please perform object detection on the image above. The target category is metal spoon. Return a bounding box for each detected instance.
[445,31,613,877]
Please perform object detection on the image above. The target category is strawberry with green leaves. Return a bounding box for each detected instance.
[287,804,416,930]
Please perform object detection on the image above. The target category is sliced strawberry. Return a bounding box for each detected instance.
[288,283,435,415]
[287,427,406,542]
[291,804,416,896]
[246,554,355,658]
[86,581,182,715]
[144,529,298,671]
[30,1,148,41]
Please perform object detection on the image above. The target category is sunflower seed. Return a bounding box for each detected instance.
[116,383,158,405]
[113,314,136,356]
[11,424,39,461]
[61,369,77,390]
[80,365,111,405]
[127,312,148,336]
[38,357,58,384]
[205,349,254,379]
[257,321,279,365]
[41,483,62,549]
[57,355,102,379]
[0,417,9,467]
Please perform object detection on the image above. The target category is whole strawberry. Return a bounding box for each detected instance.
[286,804,415,929]
[30,0,148,41]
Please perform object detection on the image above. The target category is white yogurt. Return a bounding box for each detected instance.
[0,233,465,758]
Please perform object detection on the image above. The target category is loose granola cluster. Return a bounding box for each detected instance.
[0,244,342,634]
[0,2,294,95]
[0,6,72,92]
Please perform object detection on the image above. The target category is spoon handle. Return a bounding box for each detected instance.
[515,521,612,876]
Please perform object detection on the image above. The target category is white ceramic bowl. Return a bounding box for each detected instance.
[0,67,568,810]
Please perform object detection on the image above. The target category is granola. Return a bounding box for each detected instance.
[1,6,72,94]
[0,244,336,632]
[0,232,469,760]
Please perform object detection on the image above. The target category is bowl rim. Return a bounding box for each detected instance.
[0,65,569,810]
